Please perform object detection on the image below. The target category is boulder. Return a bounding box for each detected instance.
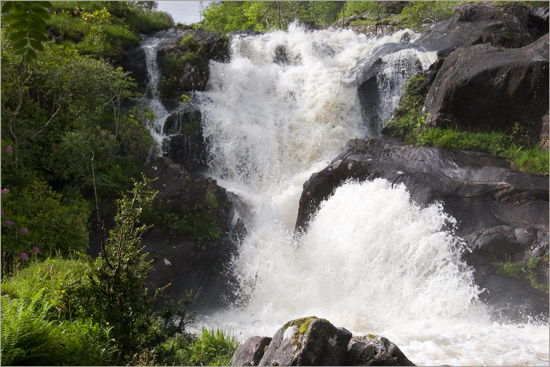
[232,336,272,366]
[164,108,208,174]
[144,157,240,310]
[424,34,549,144]
[417,2,549,57]
[295,136,549,322]
[345,335,415,366]
[259,317,352,366]
[355,42,435,135]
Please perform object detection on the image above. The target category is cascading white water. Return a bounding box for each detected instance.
[142,36,170,155]
[196,25,549,366]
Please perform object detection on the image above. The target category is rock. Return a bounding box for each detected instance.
[355,42,434,135]
[259,317,352,366]
[164,108,208,174]
[539,113,549,151]
[120,46,148,93]
[417,3,549,57]
[232,336,272,366]
[345,335,415,366]
[157,29,229,109]
[424,34,549,144]
[295,136,549,322]
[144,157,240,310]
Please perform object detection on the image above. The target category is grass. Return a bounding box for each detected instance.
[1,258,117,365]
[384,74,549,176]
[158,327,240,366]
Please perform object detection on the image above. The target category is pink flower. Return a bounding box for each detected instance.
[5,220,13,226]
[1,188,7,194]
[32,246,40,253]
[5,145,12,153]
[1,210,4,216]
[110,134,115,139]
[101,130,107,137]
[21,227,28,235]
[20,252,27,261]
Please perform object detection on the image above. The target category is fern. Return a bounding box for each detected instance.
[1,1,52,63]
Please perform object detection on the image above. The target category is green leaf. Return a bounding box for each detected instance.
[29,39,44,52]
[12,38,29,50]
[24,48,37,63]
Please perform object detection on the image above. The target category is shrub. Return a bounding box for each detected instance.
[1,181,90,275]
[160,327,240,366]
[1,259,117,366]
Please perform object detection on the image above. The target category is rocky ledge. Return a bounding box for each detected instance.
[231,316,414,366]
[295,136,549,322]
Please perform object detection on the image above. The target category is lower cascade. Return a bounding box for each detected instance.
[192,25,548,365]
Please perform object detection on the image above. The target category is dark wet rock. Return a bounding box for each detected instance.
[144,157,240,310]
[121,45,148,93]
[345,335,415,366]
[231,318,415,366]
[424,34,549,143]
[157,29,229,109]
[232,336,273,366]
[164,108,208,174]
[355,42,431,135]
[259,317,352,366]
[417,2,549,57]
[295,136,549,322]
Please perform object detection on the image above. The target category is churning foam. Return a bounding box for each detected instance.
[196,25,549,366]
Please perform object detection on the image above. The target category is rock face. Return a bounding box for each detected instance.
[144,157,240,310]
[164,109,208,175]
[232,336,272,367]
[345,335,415,366]
[295,136,549,322]
[355,42,432,135]
[232,317,414,366]
[424,34,549,143]
[417,2,549,57]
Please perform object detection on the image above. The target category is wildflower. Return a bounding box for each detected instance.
[1,188,7,194]
[20,227,28,235]
[5,145,12,153]
[61,289,66,294]
[101,130,107,137]
[1,210,4,216]
[111,134,115,139]
[5,220,13,226]
[106,322,109,325]
[32,246,40,253]
[20,252,27,261]
[56,307,62,313]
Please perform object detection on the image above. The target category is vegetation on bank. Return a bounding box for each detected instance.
[1,1,238,365]
[384,74,549,176]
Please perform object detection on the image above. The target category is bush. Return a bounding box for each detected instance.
[1,259,117,365]
[159,327,240,366]
[401,1,457,31]
[1,181,90,275]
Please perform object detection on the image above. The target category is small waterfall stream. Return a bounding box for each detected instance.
[142,36,170,155]
[141,25,548,365]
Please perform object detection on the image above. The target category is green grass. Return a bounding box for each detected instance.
[417,128,549,175]
[157,327,240,366]
[1,258,117,365]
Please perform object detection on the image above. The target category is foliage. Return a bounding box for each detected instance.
[1,181,89,275]
[1,260,117,365]
[200,1,345,33]
[72,176,175,363]
[1,1,52,63]
[401,1,457,31]
[158,327,240,366]
[48,1,173,61]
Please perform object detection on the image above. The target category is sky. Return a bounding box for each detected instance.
[156,1,212,25]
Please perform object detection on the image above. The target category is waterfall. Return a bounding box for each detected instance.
[142,36,169,156]
[195,25,548,366]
